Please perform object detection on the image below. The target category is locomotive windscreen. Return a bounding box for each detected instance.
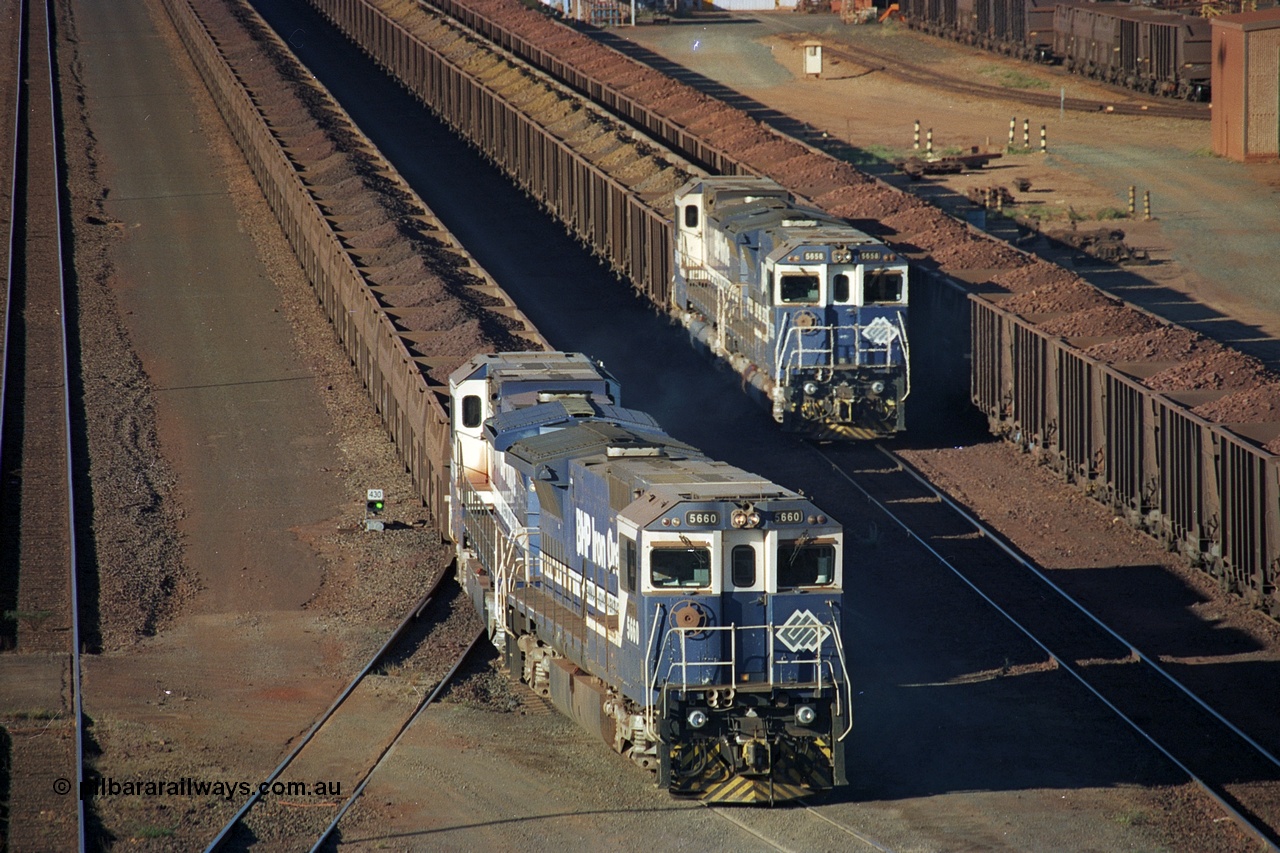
[780,274,821,304]
[651,545,711,588]
[864,270,904,303]
[778,541,837,586]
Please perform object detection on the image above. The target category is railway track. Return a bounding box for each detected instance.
[706,800,897,852]
[204,569,484,851]
[814,442,1280,849]
[0,0,86,848]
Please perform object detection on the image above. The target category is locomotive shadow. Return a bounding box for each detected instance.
[843,552,1280,804]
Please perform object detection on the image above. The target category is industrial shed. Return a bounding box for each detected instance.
[1212,8,1280,161]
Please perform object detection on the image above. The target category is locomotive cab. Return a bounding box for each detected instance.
[765,237,910,438]
[619,489,850,801]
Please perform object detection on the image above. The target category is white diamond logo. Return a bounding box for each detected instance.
[862,316,899,345]
[777,609,830,653]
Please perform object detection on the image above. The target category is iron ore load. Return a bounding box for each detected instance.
[673,177,910,440]
[450,352,851,803]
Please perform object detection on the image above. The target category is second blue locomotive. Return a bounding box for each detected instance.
[672,177,910,440]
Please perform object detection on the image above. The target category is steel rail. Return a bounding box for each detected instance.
[308,626,485,852]
[0,0,20,478]
[808,442,1280,851]
[3,0,86,847]
[800,803,897,852]
[39,0,88,843]
[702,805,798,853]
[702,801,896,853]
[203,569,448,852]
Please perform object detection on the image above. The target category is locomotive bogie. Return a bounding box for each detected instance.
[449,352,852,802]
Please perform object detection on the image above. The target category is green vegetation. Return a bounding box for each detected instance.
[980,66,1050,90]
[4,609,54,631]
[1112,809,1152,828]
[1016,203,1132,226]
[5,708,63,721]
[846,143,903,166]
[135,826,176,839]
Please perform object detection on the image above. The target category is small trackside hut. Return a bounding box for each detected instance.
[673,177,910,440]
[449,352,851,803]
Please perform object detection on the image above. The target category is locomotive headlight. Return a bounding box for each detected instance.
[870,380,886,395]
[795,705,817,726]
[688,709,709,729]
[803,381,820,396]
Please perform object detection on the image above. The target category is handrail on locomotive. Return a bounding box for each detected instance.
[650,612,854,741]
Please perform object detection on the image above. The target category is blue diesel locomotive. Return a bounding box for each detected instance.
[673,177,910,440]
[450,352,851,803]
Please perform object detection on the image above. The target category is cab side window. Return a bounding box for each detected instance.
[623,536,637,592]
[462,394,482,429]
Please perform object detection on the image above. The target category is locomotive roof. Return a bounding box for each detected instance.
[448,350,612,389]
[715,200,837,238]
[606,457,788,499]
[677,175,791,206]
[485,397,645,445]
[709,196,879,250]
[500,416,695,468]
[610,460,809,529]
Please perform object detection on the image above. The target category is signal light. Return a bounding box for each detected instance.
[365,489,385,532]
